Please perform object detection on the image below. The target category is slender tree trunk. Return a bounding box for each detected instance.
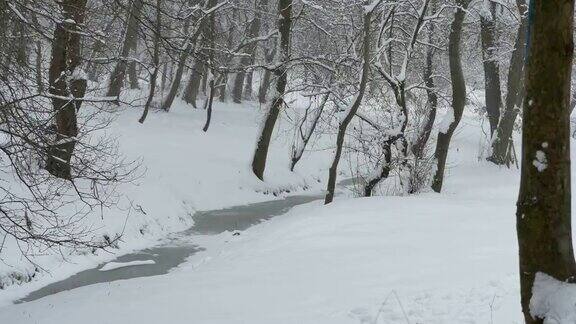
[479,1,502,136]
[516,1,576,323]
[412,27,437,159]
[488,0,527,165]
[363,144,392,197]
[180,0,217,109]
[139,0,162,124]
[160,41,194,111]
[324,2,374,204]
[106,0,143,99]
[35,41,43,93]
[251,0,293,180]
[85,3,120,82]
[290,94,329,171]
[232,0,267,104]
[431,0,470,193]
[202,77,216,131]
[258,47,276,104]
[161,62,168,91]
[218,73,228,102]
[244,69,254,99]
[46,0,88,179]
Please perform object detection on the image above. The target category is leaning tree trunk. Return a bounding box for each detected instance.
[516,1,576,323]
[160,41,194,111]
[430,0,470,193]
[46,0,88,179]
[479,1,502,136]
[488,0,527,165]
[251,0,292,180]
[106,0,143,99]
[139,0,162,124]
[324,2,373,204]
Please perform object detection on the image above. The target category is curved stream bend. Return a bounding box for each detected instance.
[17,194,323,303]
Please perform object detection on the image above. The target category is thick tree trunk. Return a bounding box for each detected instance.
[488,0,527,165]
[516,1,576,323]
[46,0,88,179]
[324,3,373,204]
[431,0,470,193]
[479,1,502,136]
[183,60,206,107]
[232,71,247,104]
[15,20,29,68]
[251,0,293,180]
[127,49,140,89]
[106,0,143,99]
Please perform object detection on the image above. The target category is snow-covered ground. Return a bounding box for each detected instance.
[0,93,539,323]
[0,96,333,302]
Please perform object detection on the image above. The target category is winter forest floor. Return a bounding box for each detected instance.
[0,96,548,323]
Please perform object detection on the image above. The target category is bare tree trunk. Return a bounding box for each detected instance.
[202,77,216,131]
[324,2,374,204]
[218,73,228,102]
[430,0,470,193]
[244,69,254,99]
[258,48,276,104]
[251,0,293,180]
[106,0,143,100]
[479,1,502,136]
[160,41,194,111]
[35,41,43,93]
[488,0,527,165]
[231,0,268,104]
[46,0,88,179]
[139,0,162,124]
[412,31,437,159]
[183,60,206,107]
[516,1,576,323]
[363,142,392,197]
[232,72,246,104]
[290,94,329,171]
[127,46,140,89]
[160,62,168,91]
[180,0,217,109]
[15,19,29,68]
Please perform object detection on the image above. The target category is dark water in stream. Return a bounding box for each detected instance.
[17,194,323,303]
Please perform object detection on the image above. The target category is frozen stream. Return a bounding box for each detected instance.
[17,193,325,303]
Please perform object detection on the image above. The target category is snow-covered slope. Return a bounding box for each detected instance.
[0,97,333,300]
[0,104,537,322]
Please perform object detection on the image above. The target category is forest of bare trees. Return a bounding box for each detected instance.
[0,0,575,322]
